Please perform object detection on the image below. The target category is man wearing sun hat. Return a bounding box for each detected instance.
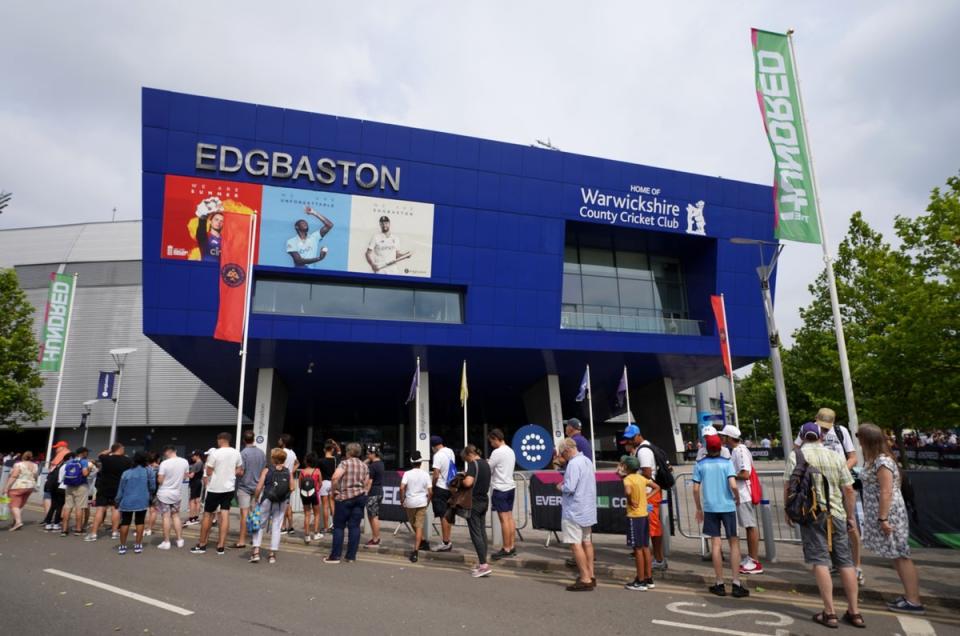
[721,424,763,575]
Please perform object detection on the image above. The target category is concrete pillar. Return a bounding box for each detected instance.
[694,380,712,442]
[253,368,287,454]
[409,370,431,542]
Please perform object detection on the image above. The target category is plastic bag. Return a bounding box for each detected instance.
[0,495,10,522]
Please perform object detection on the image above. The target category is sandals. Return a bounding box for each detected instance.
[842,611,866,629]
[231,543,247,549]
[249,549,260,563]
[812,612,838,629]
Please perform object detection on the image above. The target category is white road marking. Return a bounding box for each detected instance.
[897,615,937,636]
[651,619,787,636]
[43,568,194,616]
[665,601,793,627]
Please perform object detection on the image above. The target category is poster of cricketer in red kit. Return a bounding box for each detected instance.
[160,175,262,262]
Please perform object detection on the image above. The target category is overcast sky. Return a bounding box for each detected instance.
[1,1,957,342]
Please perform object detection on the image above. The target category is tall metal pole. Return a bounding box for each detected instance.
[623,365,631,426]
[235,214,258,445]
[108,366,125,447]
[44,272,78,470]
[786,31,860,450]
[757,250,793,455]
[462,360,468,453]
[586,365,596,464]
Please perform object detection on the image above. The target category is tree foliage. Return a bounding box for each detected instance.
[0,268,45,430]
[738,173,960,435]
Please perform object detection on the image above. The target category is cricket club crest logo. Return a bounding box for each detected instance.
[220,262,246,287]
[686,200,707,236]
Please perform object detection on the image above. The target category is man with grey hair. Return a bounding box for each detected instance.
[324,442,369,564]
[556,437,597,591]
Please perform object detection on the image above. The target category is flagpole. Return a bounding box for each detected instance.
[623,365,631,426]
[44,272,78,471]
[719,293,740,428]
[415,355,421,444]
[586,365,596,464]
[234,214,258,445]
[462,360,468,453]
[786,30,860,447]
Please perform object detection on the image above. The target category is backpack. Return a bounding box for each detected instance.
[62,459,86,487]
[639,442,675,490]
[262,467,290,503]
[749,465,763,506]
[299,470,317,499]
[445,454,458,486]
[785,449,830,527]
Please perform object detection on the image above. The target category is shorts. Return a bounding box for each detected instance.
[737,501,757,528]
[562,517,593,544]
[801,515,853,568]
[189,481,202,500]
[626,516,650,548]
[703,511,737,538]
[491,489,515,513]
[95,490,118,508]
[300,493,319,508]
[64,485,89,510]
[405,506,427,530]
[366,494,382,517]
[236,489,253,509]
[7,488,33,509]
[432,487,450,518]
[120,509,147,526]
[204,490,235,513]
[648,490,663,537]
[154,500,181,515]
[319,480,332,497]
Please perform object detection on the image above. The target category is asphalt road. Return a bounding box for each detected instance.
[1,514,956,636]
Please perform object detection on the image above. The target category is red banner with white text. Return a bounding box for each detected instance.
[710,294,733,377]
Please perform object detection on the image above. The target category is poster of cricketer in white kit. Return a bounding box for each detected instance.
[347,196,434,277]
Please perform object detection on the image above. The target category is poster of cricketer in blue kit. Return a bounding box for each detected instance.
[258,187,352,271]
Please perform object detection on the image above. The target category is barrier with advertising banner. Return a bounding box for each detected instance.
[683,447,785,462]
[378,471,410,523]
[529,471,628,534]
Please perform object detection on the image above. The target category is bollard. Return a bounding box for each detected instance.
[759,498,777,563]
[491,504,501,547]
[660,490,671,557]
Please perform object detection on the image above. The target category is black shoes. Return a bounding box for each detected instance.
[409,550,418,563]
[709,583,726,597]
[732,583,749,598]
[490,548,517,561]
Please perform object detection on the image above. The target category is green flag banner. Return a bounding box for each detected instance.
[39,272,75,372]
[751,28,822,244]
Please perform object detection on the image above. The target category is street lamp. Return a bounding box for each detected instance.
[730,238,793,455]
[81,399,98,447]
[108,348,136,447]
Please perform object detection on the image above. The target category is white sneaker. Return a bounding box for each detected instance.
[472,564,492,578]
[111,531,120,540]
[313,533,324,541]
[175,539,185,548]
[157,541,171,550]
[144,529,152,536]
[83,534,98,542]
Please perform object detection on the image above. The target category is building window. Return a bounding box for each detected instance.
[675,394,695,407]
[561,224,700,335]
[253,276,463,324]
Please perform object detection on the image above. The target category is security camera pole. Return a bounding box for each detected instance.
[108,348,137,447]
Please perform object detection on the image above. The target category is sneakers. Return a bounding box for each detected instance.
[190,544,207,554]
[184,518,198,526]
[624,578,648,591]
[143,529,152,536]
[59,530,68,537]
[643,578,656,589]
[44,523,54,531]
[51,523,62,531]
[709,583,726,597]
[73,530,85,536]
[313,533,324,541]
[364,538,381,548]
[83,534,98,542]
[732,583,750,598]
[740,557,764,575]
[323,556,341,564]
[111,531,120,540]
[286,528,296,535]
[472,564,492,578]
[304,536,312,546]
[409,550,418,563]
[887,597,925,615]
[117,545,128,556]
[433,541,453,552]
[216,546,225,555]
[133,544,143,554]
[175,538,184,548]
[490,548,517,561]
[652,559,668,570]
[157,541,171,550]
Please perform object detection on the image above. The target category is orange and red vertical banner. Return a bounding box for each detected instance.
[214,212,256,343]
[710,294,733,377]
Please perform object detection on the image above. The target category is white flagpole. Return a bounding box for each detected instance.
[623,365,632,426]
[462,360,468,453]
[786,30,859,445]
[586,365,596,464]
[235,214,258,445]
[44,272,78,471]
[415,356,421,443]
[720,293,740,428]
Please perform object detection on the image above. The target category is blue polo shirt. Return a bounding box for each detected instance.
[692,456,736,513]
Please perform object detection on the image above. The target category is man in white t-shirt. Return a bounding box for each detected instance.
[365,216,410,274]
[191,432,242,556]
[277,434,300,535]
[400,451,433,563]
[487,428,517,560]
[286,207,334,268]
[430,436,456,551]
[156,445,189,551]
[721,425,763,575]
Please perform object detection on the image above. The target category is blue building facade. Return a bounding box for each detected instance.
[141,88,777,464]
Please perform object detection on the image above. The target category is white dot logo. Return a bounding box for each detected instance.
[520,433,547,463]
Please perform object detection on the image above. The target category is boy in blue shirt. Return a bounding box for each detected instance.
[692,435,749,598]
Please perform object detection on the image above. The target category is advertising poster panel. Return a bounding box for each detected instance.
[160,175,262,262]
[258,187,352,272]
[347,196,434,278]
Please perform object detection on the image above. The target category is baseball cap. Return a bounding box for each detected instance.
[621,424,641,439]
[563,418,583,430]
[379,215,390,222]
[430,435,443,446]
[410,450,426,463]
[815,407,836,429]
[52,441,68,448]
[800,421,822,441]
[701,425,719,437]
[720,424,741,440]
[706,435,722,452]
[620,455,640,471]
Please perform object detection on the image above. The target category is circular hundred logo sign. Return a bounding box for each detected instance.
[511,424,554,470]
[220,263,246,287]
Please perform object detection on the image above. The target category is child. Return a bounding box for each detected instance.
[115,452,157,555]
[299,453,323,544]
[619,454,660,590]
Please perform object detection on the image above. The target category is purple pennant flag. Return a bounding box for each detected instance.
[575,367,589,402]
[616,368,627,407]
[405,367,419,405]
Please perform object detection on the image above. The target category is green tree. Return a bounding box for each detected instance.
[0,268,45,430]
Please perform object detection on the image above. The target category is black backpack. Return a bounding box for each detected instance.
[785,448,830,526]
[639,442,675,490]
[262,467,290,503]
[299,471,317,499]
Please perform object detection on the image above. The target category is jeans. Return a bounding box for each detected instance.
[253,499,287,552]
[43,489,65,525]
[467,498,488,565]
[330,495,367,560]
